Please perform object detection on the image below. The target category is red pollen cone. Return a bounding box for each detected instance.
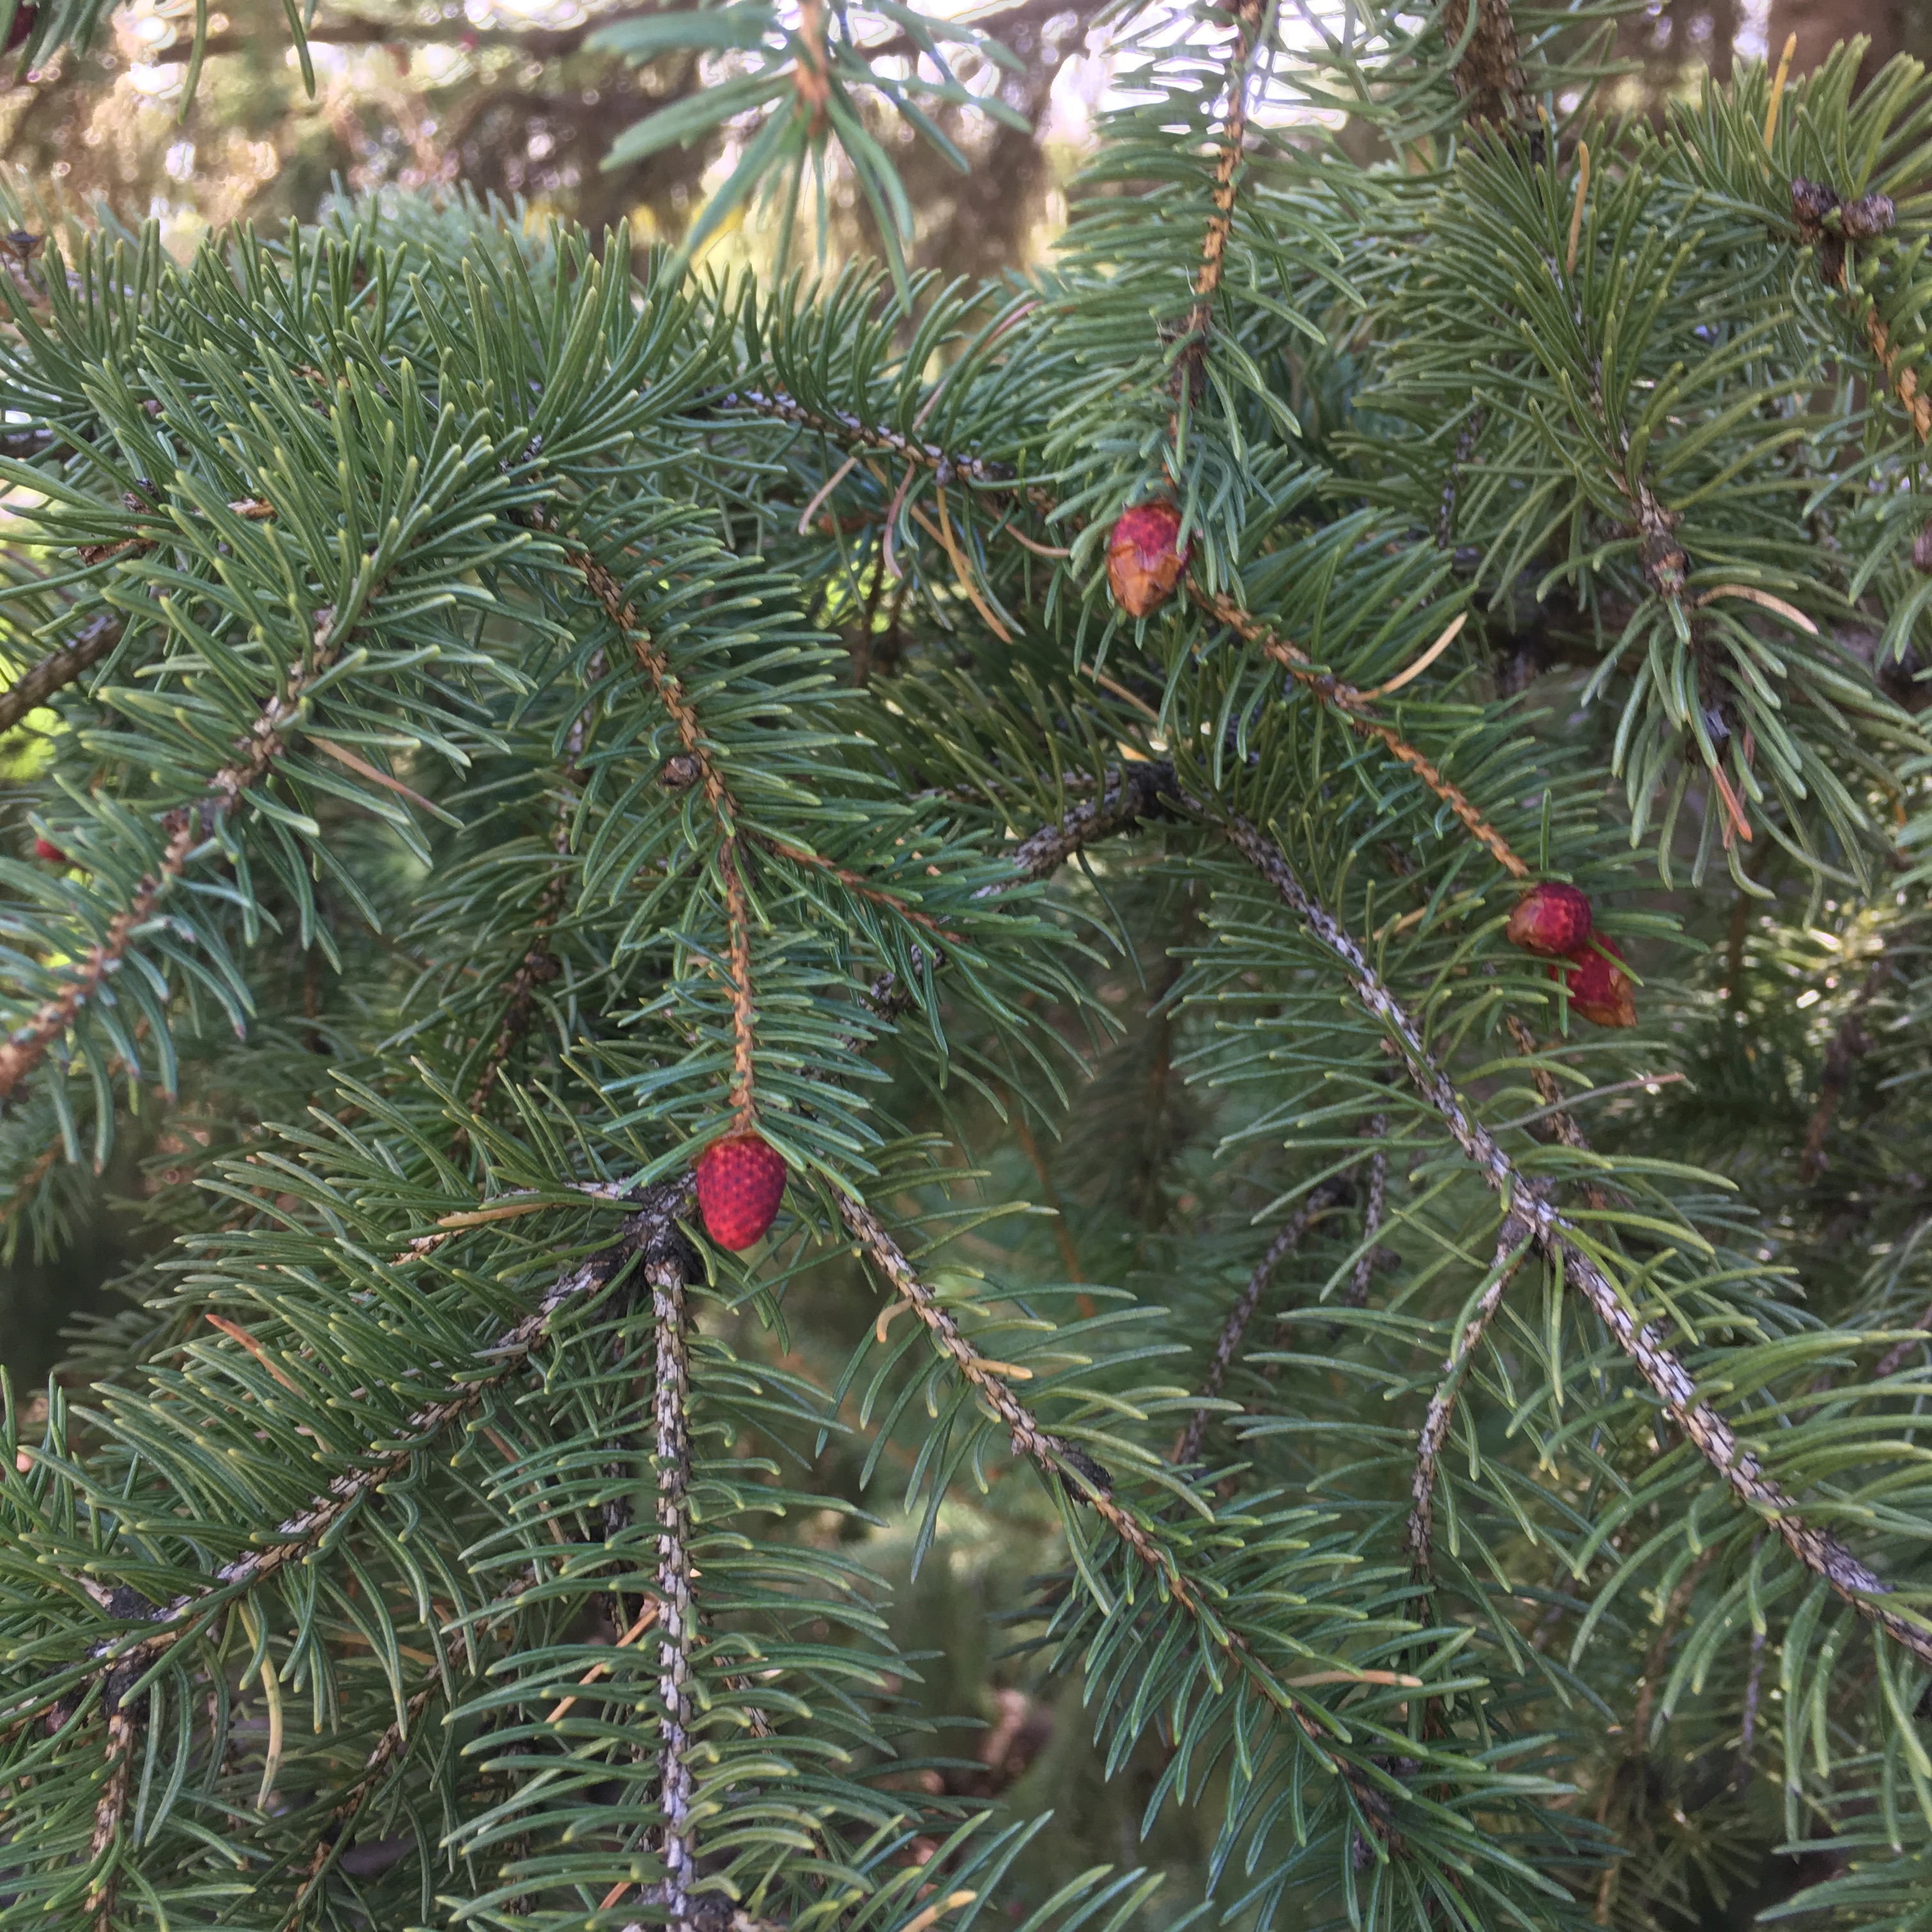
[1506,881,1592,957]
[695,1132,788,1250]
[31,836,66,864]
[1105,501,1190,618]
[1549,937,1637,1029]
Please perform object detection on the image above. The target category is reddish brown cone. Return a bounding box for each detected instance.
[30,836,66,864]
[695,1131,788,1250]
[1549,937,1637,1029]
[1505,881,1592,958]
[1106,502,1189,618]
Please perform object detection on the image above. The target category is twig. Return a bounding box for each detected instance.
[1406,1216,1533,1581]
[649,1248,697,1917]
[1439,0,1531,127]
[1343,1119,1388,1313]
[281,1685,440,1931]
[1182,0,1264,348]
[837,1200,1361,1768]
[975,762,1179,896]
[1172,1181,1344,1468]
[0,613,119,736]
[1203,589,1529,878]
[545,515,761,1128]
[0,608,342,1103]
[1216,805,1932,1669]
[1503,1012,1618,1211]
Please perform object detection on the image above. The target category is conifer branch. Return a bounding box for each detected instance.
[836,1198,1367,1777]
[1581,360,1754,844]
[0,809,195,1102]
[0,613,118,737]
[1172,1179,1344,1469]
[1440,0,1531,128]
[723,390,1023,493]
[1216,806,1932,1668]
[1203,589,1531,877]
[283,1685,441,1929]
[1406,1216,1533,1583]
[648,1246,697,1918]
[42,1186,695,1730]
[0,597,348,1103]
[978,762,1179,893]
[546,514,763,1126]
[1182,0,1262,348]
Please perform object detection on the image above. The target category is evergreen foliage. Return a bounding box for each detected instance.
[3,2,1932,1927]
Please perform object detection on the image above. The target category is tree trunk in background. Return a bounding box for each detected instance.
[1771,0,1915,82]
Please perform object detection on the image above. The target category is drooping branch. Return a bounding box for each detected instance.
[0,613,119,737]
[1172,1179,1344,1469]
[1216,805,1932,1669]
[836,1198,1412,1774]
[0,595,338,1105]
[1202,590,1530,878]
[25,1184,696,1736]
[1406,1215,1532,1582]
[648,1247,697,1918]
[1181,0,1264,351]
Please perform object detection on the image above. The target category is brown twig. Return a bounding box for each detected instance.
[0,613,119,736]
[544,516,762,1128]
[1216,804,1932,1669]
[1439,0,1531,128]
[1182,0,1263,348]
[1204,588,1529,878]
[1172,1181,1344,1468]
[1503,1012,1616,1211]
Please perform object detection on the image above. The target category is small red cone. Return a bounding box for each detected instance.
[1506,881,1592,957]
[694,1132,788,1250]
[1550,937,1637,1029]
[31,836,66,864]
[1105,502,1190,618]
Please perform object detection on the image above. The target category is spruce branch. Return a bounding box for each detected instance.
[648,1245,698,1919]
[0,809,194,1103]
[0,613,118,738]
[546,513,763,1128]
[38,1184,695,1733]
[835,1197,1379,1785]
[1172,1179,1346,1470]
[282,1685,441,1930]
[1181,0,1263,353]
[0,594,347,1105]
[1440,0,1531,129]
[1405,1216,1534,1584]
[723,389,1024,494]
[1216,806,1932,1669]
[1203,590,1531,878]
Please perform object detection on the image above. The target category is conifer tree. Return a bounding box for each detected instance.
[3,1,1932,1926]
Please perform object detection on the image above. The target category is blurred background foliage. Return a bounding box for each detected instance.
[4,2,1930,1923]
